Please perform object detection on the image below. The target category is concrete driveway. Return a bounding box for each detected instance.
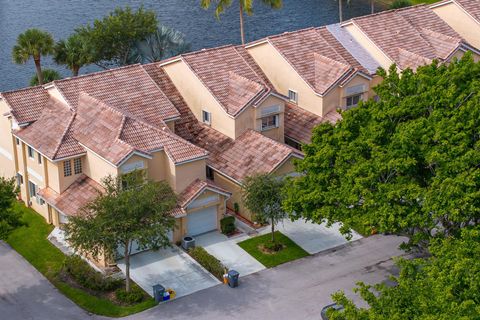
[263,219,362,254]
[117,246,219,298]
[195,232,265,276]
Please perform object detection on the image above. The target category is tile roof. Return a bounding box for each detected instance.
[266,27,366,95]
[75,93,208,166]
[147,65,302,183]
[326,23,382,74]
[1,86,49,124]
[53,64,180,127]
[349,5,465,70]
[454,0,480,22]
[14,97,84,160]
[179,45,271,116]
[284,103,341,144]
[38,175,102,217]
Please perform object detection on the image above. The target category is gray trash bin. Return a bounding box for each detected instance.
[227,270,239,288]
[152,284,165,303]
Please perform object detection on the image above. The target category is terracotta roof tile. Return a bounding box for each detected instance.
[15,97,84,160]
[180,45,269,116]
[178,178,231,208]
[350,5,464,70]
[38,175,102,216]
[1,86,49,123]
[54,64,180,127]
[455,0,480,22]
[267,28,362,95]
[285,103,341,144]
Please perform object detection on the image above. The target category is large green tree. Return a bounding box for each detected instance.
[283,53,480,250]
[127,25,191,64]
[29,69,62,86]
[77,6,158,68]
[0,177,21,240]
[242,173,287,243]
[54,33,91,76]
[12,28,55,85]
[64,172,177,292]
[200,0,283,45]
[328,226,480,319]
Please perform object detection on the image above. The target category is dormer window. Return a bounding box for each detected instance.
[288,90,298,103]
[202,110,211,125]
[261,115,279,131]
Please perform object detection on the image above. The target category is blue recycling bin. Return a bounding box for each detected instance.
[152,284,165,303]
[227,270,239,288]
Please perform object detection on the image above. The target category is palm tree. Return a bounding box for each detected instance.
[127,26,191,64]
[201,0,283,45]
[12,28,54,85]
[54,33,91,76]
[29,69,62,86]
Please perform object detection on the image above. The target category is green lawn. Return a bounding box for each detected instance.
[237,231,309,268]
[6,203,156,317]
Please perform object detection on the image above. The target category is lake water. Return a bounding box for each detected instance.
[0,0,381,91]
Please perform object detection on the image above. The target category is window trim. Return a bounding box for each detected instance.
[288,89,298,103]
[346,93,362,109]
[261,114,279,131]
[27,146,35,159]
[63,160,72,177]
[73,158,82,175]
[202,110,211,125]
[28,180,37,198]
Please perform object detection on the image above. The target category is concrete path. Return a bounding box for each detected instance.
[1,235,408,320]
[262,219,363,254]
[123,234,407,320]
[195,232,266,276]
[116,246,219,298]
[0,241,89,320]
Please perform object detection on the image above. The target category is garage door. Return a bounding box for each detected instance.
[187,207,217,236]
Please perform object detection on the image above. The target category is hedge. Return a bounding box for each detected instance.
[220,216,235,235]
[188,246,225,280]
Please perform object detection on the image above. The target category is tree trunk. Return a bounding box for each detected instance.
[34,58,43,85]
[271,217,275,243]
[124,240,131,292]
[239,1,246,45]
[371,0,375,14]
[72,65,80,77]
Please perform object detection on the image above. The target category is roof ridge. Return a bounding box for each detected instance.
[346,3,427,23]
[0,84,46,96]
[232,46,271,88]
[52,64,142,85]
[51,111,77,159]
[180,44,236,58]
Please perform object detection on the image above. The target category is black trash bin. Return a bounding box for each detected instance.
[152,284,165,303]
[227,270,239,288]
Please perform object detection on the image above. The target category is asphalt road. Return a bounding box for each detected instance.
[0,235,408,320]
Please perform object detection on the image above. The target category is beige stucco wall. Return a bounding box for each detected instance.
[247,42,327,116]
[57,157,85,193]
[0,100,16,178]
[147,151,167,181]
[254,95,286,143]
[432,2,480,49]
[83,149,117,183]
[162,61,237,139]
[344,23,393,70]
[174,159,207,192]
[339,75,372,110]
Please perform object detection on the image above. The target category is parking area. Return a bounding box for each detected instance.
[117,246,220,298]
[195,232,266,275]
[263,219,362,254]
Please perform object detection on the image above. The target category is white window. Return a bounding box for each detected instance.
[28,146,34,159]
[74,158,82,175]
[288,90,298,103]
[28,180,37,197]
[346,94,362,109]
[202,110,211,125]
[261,114,279,131]
[63,160,72,177]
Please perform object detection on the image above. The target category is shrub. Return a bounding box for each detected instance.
[389,0,412,9]
[188,247,225,280]
[63,255,122,291]
[220,216,235,235]
[115,287,144,304]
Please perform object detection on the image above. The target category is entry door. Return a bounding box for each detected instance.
[187,207,217,236]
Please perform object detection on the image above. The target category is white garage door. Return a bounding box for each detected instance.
[187,207,217,236]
